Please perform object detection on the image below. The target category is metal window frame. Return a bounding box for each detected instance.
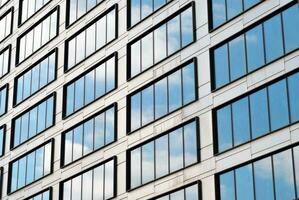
[0,83,9,117]
[0,125,6,158]
[0,7,13,44]
[0,44,11,80]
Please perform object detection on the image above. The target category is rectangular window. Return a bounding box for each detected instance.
[216,144,299,200]
[0,84,8,117]
[14,49,57,106]
[214,70,299,153]
[0,0,10,8]
[60,157,116,200]
[19,0,51,25]
[24,188,52,200]
[16,7,59,65]
[128,2,195,79]
[210,0,262,29]
[150,182,200,200]
[0,45,11,79]
[128,0,173,28]
[211,2,299,90]
[128,118,199,190]
[62,104,116,166]
[8,140,53,194]
[63,53,117,118]
[0,125,5,158]
[65,5,117,71]
[128,58,197,133]
[0,8,13,43]
[11,93,56,149]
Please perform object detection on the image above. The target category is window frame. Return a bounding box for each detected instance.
[0,167,3,198]
[0,125,6,158]
[64,4,118,73]
[126,117,200,191]
[17,0,52,26]
[0,84,9,117]
[126,1,196,80]
[212,67,299,155]
[15,6,60,66]
[214,141,299,200]
[13,48,58,107]
[60,103,117,168]
[0,0,10,10]
[127,58,198,134]
[0,7,13,43]
[62,52,118,119]
[0,45,11,80]
[23,187,52,200]
[7,139,54,195]
[58,156,117,200]
[210,1,299,91]
[10,93,56,150]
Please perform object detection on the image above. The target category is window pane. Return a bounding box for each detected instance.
[87,0,97,10]
[181,8,194,47]
[155,135,169,178]
[264,15,284,63]
[229,35,246,81]
[141,0,153,19]
[185,184,199,200]
[74,77,84,111]
[93,165,104,200]
[29,107,38,138]
[154,25,167,63]
[85,70,95,104]
[235,164,254,200]
[227,0,243,19]
[46,97,54,128]
[288,73,299,123]
[73,126,83,161]
[18,157,26,188]
[95,64,105,97]
[44,143,52,175]
[21,113,29,143]
[155,78,168,118]
[219,171,235,200]
[33,24,42,51]
[77,0,86,18]
[41,18,50,45]
[273,150,296,199]
[293,146,299,194]
[31,65,40,93]
[282,5,299,53]
[86,24,96,57]
[37,103,46,133]
[246,25,265,72]
[268,80,289,130]
[142,142,154,184]
[106,57,115,92]
[142,86,154,125]
[212,0,226,28]
[184,121,198,166]
[232,97,250,146]
[66,84,75,116]
[68,39,76,69]
[23,71,32,99]
[11,162,18,192]
[106,9,115,42]
[168,70,182,112]
[167,16,180,55]
[141,33,153,71]
[40,59,48,88]
[26,152,35,184]
[76,32,86,64]
[26,31,34,57]
[35,147,44,179]
[50,13,57,38]
[244,0,260,10]
[94,114,104,149]
[82,171,93,200]
[69,0,77,24]
[182,63,196,105]
[105,107,115,144]
[96,16,106,49]
[170,190,184,200]
[72,176,82,200]
[131,93,141,131]
[63,180,71,200]
[65,131,73,165]
[169,128,183,172]
[254,157,274,200]
[217,105,233,152]
[214,44,229,88]
[131,0,141,26]
[154,0,166,10]
[131,41,141,77]
[104,160,114,199]
[250,89,270,139]
[131,148,141,188]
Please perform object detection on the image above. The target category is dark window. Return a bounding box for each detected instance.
[14,49,57,106]
[211,3,299,90]
[0,84,8,117]
[0,125,5,157]
[210,0,262,29]
[16,7,59,65]
[128,3,195,79]
[24,188,52,200]
[62,104,116,166]
[12,94,56,149]
[0,8,13,43]
[19,0,51,24]
[65,5,117,71]
[128,119,199,190]
[128,59,197,133]
[214,71,299,153]
[60,157,116,200]
[217,145,299,200]
[8,140,53,194]
[0,45,11,79]
[63,53,117,118]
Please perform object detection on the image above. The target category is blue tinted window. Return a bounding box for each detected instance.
[142,142,154,184]
[244,0,261,10]
[288,73,299,122]
[182,63,196,105]
[142,86,154,125]
[217,106,233,152]
[0,126,4,157]
[83,119,94,155]
[155,78,168,118]
[226,0,243,20]
[282,5,299,53]
[235,165,254,200]
[168,71,182,112]
[169,128,184,172]
[214,44,229,88]
[0,85,7,116]
[229,35,246,81]
[212,0,226,28]
[220,171,235,200]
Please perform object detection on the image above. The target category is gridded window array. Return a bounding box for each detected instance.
[212,3,299,89]
[65,5,117,71]
[128,59,197,132]
[61,157,116,200]
[151,182,200,200]
[128,0,172,27]
[0,125,5,157]
[14,49,57,105]
[64,53,116,117]
[0,84,8,117]
[215,71,299,153]
[128,119,199,189]
[0,45,10,79]
[19,0,51,24]
[67,0,104,26]
[128,3,195,78]
[25,188,51,200]
[210,0,262,29]
[8,140,53,194]
[0,8,13,42]
[0,0,9,8]
[62,104,116,166]
[12,94,55,148]
[217,145,299,200]
[17,7,58,64]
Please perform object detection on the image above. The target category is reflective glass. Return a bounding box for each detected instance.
[182,63,196,104]
[142,142,154,183]
[184,122,197,166]
[217,105,232,152]
[167,16,180,55]
[131,148,141,188]
[212,0,226,28]
[131,0,141,26]
[142,86,154,125]
[131,93,141,131]
[73,126,83,161]
[282,5,299,53]
[74,77,84,111]
[155,135,169,178]
[227,0,243,19]
[141,33,153,71]
[181,8,193,47]
[214,44,229,88]
[169,128,183,172]
[154,25,167,63]
[229,35,246,81]
[131,41,141,77]
[84,70,95,104]
[83,119,94,155]
[220,171,235,200]
[235,164,254,200]
[288,73,299,122]
[155,78,168,118]
[93,165,104,200]
[168,70,182,112]
[141,0,153,19]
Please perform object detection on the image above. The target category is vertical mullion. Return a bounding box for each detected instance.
[230,105,234,148]
[233,170,237,200]
[261,23,267,65]
[103,163,106,199]
[286,77,292,124]
[247,96,253,141]
[266,87,272,132]
[271,156,277,200]
[280,13,286,54]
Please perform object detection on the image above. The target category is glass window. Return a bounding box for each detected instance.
[282,5,299,53]
[26,189,51,200]
[73,126,83,161]
[142,142,154,184]
[0,9,13,42]
[0,126,5,157]
[155,135,168,178]
[131,148,141,188]
[217,105,233,152]
[83,119,94,155]
[96,16,106,50]
[288,73,299,123]
[155,78,168,118]
[184,122,198,166]
[226,0,243,20]
[141,33,153,71]
[214,44,229,88]
[168,70,182,112]
[64,131,73,165]
[93,165,104,200]
[211,0,226,28]
[131,93,141,131]
[235,165,254,200]
[107,9,116,43]
[182,63,196,105]
[181,8,194,47]
[0,85,8,116]
[167,16,180,55]
[131,41,141,77]
[142,86,154,125]
[155,183,200,200]
[86,24,96,57]
[169,128,184,172]
[154,25,167,63]
[0,46,10,79]
[244,0,260,10]
[20,0,51,24]
[84,70,95,104]
[219,171,235,200]
[229,35,246,81]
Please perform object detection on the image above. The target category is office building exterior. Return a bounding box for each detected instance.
[0,0,298,199]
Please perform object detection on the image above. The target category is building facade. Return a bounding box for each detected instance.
[0,0,298,199]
